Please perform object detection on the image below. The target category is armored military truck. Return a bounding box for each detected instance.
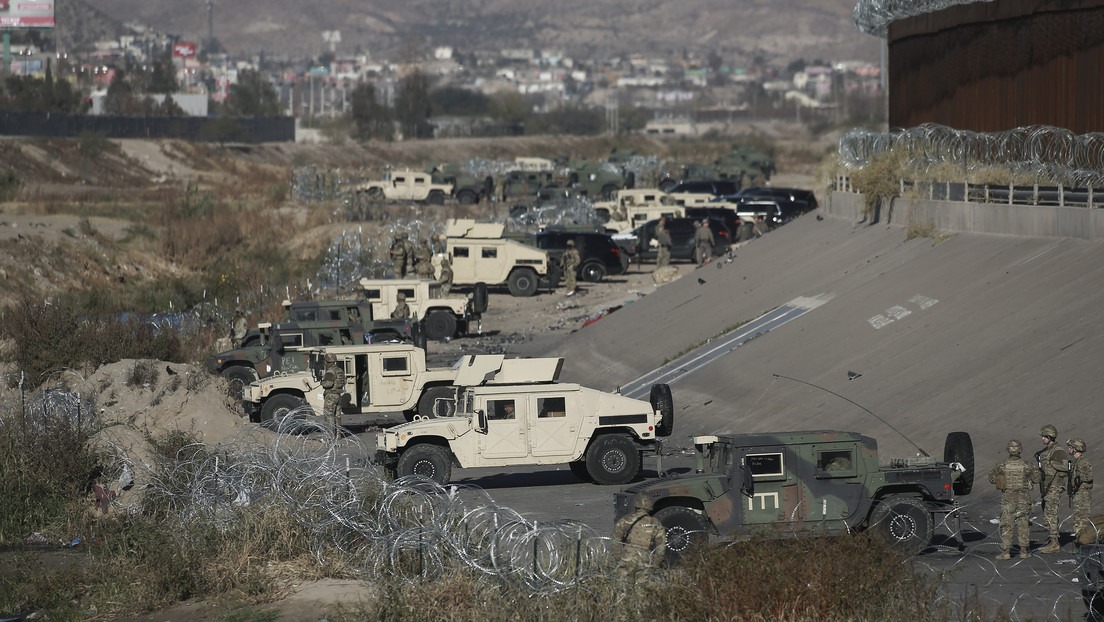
[375,359,674,486]
[567,160,634,200]
[445,218,560,297]
[499,170,555,204]
[243,345,506,423]
[206,300,424,398]
[357,278,488,341]
[592,189,683,234]
[429,163,494,205]
[356,169,452,204]
[614,430,974,563]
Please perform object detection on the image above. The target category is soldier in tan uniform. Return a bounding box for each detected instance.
[655,217,672,269]
[613,509,667,580]
[561,239,581,296]
[1067,438,1094,544]
[390,233,408,278]
[414,238,435,278]
[1036,424,1070,553]
[391,292,411,319]
[437,258,454,296]
[320,352,345,428]
[988,439,1039,559]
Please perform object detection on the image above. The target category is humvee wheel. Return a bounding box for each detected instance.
[654,506,710,565]
[568,460,591,482]
[397,445,452,485]
[427,190,445,205]
[507,268,539,297]
[261,394,306,422]
[650,384,674,437]
[221,366,257,401]
[870,497,933,553]
[456,189,477,204]
[581,261,606,283]
[424,311,457,341]
[471,283,489,314]
[366,187,384,201]
[585,434,640,485]
[943,432,975,496]
[417,386,456,419]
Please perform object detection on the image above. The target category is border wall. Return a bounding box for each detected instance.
[0,111,295,143]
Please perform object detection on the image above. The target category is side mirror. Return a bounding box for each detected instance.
[475,410,488,434]
[740,466,754,498]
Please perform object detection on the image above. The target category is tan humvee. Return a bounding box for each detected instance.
[444,218,558,297]
[593,189,685,233]
[242,344,507,422]
[356,169,453,204]
[357,278,487,341]
[375,358,674,485]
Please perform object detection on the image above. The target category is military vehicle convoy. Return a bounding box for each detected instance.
[429,163,494,205]
[357,278,488,341]
[444,218,560,297]
[356,169,453,204]
[614,430,974,563]
[375,360,674,486]
[242,345,508,423]
[207,299,423,398]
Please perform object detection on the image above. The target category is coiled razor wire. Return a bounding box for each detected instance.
[839,124,1104,189]
[91,406,612,594]
[853,0,995,37]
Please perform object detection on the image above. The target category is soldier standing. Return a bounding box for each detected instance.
[693,218,715,265]
[321,353,345,429]
[561,239,581,296]
[391,292,411,319]
[1036,424,1070,553]
[988,439,1039,559]
[1067,438,1094,543]
[390,233,408,278]
[414,238,435,278]
[612,509,667,581]
[230,309,247,347]
[403,234,417,276]
[438,258,454,296]
[655,217,672,269]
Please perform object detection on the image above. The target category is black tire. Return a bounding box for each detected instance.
[869,497,933,553]
[585,435,641,485]
[658,178,676,192]
[396,444,452,485]
[654,506,710,565]
[456,189,477,205]
[471,282,489,314]
[650,383,674,437]
[580,261,606,283]
[416,386,456,419]
[507,268,539,297]
[427,191,445,205]
[221,366,257,401]
[568,461,591,482]
[260,393,306,422]
[424,311,458,341]
[943,432,974,496]
[366,187,384,201]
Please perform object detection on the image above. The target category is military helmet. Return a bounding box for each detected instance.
[1040,424,1058,439]
[397,292,407,300]
[1068,438,1087,453]
[566,239,575,246]
[324,352,336,363]
[1007,439,1023,455]
[441,258,450,266]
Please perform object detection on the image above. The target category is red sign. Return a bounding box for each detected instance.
[0,0,54,28]
[172,42,197,58]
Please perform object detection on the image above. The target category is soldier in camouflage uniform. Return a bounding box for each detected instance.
[1067,438,1094,543]
[988,439,1039,559]
[693,218,715,266]
[390,233,408,278]
[561,239,581,296]
[391,292,411,319]
[1036,424,1070,553]
[403,234,417,276]
[655,217,672,269]
[438,258,454,296]
[320,352,345,428]
[414,238,435,278]
[612,508,667,581]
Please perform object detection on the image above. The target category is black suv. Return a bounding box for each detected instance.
[617,217,732,263]
[533,229,629,282]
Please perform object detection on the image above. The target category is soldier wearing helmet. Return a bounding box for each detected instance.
[1036,424,1070,553]
[320,352,345,428]
[1067,438,1094,544]
[561,239,581,297]
[390,233,409,278]
[438,258,453,296]
[391,292,411,319]
[989,439,1039,559]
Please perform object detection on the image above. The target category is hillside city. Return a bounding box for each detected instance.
[1,16,884,139]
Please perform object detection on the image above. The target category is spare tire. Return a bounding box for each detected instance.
[650,383,674,437]
[943,431,974,496]
[472,282,489,314]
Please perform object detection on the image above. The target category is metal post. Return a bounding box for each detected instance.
[2,32,10,77]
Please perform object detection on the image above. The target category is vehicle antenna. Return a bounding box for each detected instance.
[771,373,929,457]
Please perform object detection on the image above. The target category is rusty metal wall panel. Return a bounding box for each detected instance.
[888,2,1104,132]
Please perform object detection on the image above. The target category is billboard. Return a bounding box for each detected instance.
[172,41,197,58]
[0,0,55,28]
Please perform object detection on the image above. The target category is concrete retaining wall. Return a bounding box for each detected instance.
[825,190,1104,239]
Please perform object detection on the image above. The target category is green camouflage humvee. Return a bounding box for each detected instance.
[614,430,974,562]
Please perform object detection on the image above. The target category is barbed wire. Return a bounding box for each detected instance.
[839,124,1104,188]
[852,0,994,37]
